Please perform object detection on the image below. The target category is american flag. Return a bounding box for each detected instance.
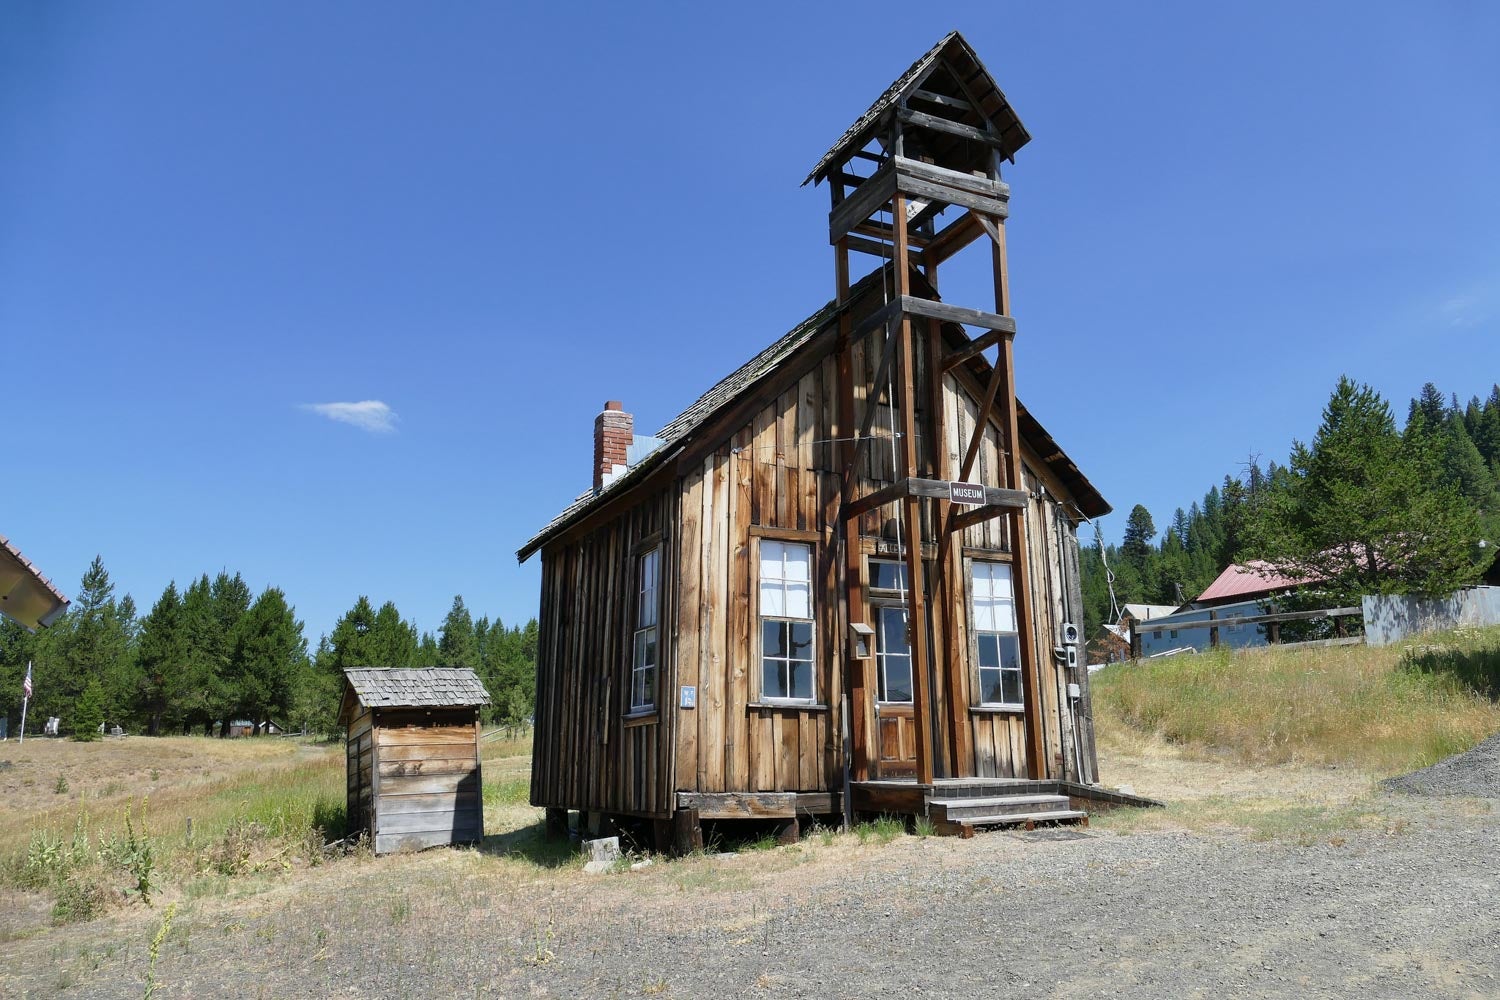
[22,661,31,700]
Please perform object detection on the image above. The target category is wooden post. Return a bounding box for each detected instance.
[984,213,1044,780]
[544,807,568,841]
[835,236,871,783]
[893,192,937,787]
[673,807,703,855]
[1208,610,1219,649]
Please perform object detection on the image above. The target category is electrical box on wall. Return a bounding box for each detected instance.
[848,622,875,660]
[1060,621,1081,646]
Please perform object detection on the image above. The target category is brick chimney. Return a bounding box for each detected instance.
[593,401,633,491]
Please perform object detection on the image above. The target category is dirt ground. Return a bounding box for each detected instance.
[4,742,1499,999]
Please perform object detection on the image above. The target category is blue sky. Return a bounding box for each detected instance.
[4,2,1498,642]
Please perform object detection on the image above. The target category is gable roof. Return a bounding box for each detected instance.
[803,30,1031,187]
[0,533,70,631]
[342,667,491,712]
[1121,603,1179,623]
[1195,561,1318,605]
[517,268,1110,563]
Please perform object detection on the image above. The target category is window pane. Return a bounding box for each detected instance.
[870,560,906,591]
[633,630,648,669]
[972,563,992,599]
[978,632,1000,668]
[979,666,1004,704]
[789,621,814,659]
[1002,667,1022,706]
[762,658,785,699]
[973,599,995,634]
[641,665,655,706]
[642,550,656,590]
[784,582,810,620]
[788,659,813,700]
[760,540,785,582]
[883,656,912,703]
[783,543,811,582]
[761,582,784,618]
[763,620,786,658]
[640,584,656,628]
[999,634,1021,671]
[644,630,657,669]
[880,607,909,656]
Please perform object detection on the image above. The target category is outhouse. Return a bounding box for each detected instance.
[338,667,491,854]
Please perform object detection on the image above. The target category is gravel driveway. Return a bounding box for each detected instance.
[12,785,1498,1000]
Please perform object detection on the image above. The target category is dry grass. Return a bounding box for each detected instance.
[1091,627,1500,776]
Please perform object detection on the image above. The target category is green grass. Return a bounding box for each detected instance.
[1093,625,1500,776]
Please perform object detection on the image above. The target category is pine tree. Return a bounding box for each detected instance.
[231,588,306,731]
[72,676,105,741]
[1243,377,1482,599]
[329,596,379,671]
[1121,505,1156,570]
[136,582,186,735]
[368,601,418,667]
[438,596,479,668]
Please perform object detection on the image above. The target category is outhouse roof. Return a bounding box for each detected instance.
[342,667,491,710]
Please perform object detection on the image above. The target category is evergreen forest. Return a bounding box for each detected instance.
[0,562,537,740]
[1080,379,1500,648]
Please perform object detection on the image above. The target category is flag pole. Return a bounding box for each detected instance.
[18,660,31,745]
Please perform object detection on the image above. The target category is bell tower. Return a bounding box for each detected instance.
[806,32,1045,784]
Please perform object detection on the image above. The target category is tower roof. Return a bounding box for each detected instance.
[803,30,1031,187]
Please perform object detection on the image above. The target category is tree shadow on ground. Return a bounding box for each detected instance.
[1404,645,1500,700]
[473,821,581,868]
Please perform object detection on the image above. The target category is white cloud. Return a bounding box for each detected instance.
[300,400,398,433]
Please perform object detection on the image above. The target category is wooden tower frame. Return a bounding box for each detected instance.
[809,32,1045,785]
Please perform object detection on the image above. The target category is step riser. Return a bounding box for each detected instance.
[938,802,1070,821]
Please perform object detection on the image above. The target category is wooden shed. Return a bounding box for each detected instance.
[517,31,1155,846]
[338,667,491,854]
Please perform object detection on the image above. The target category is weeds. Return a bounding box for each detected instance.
[1093,628,1500,775]
[142,902,177,1000]
[54,775,69,795]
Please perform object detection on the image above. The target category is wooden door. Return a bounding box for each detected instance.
[872,603,919,779]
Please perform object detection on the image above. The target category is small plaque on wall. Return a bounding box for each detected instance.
[680,685,697,709]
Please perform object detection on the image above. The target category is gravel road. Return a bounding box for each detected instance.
[13,785,1499,1000]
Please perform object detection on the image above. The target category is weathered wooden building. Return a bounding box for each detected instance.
[339,667,490,854]
[519,32,1141,842]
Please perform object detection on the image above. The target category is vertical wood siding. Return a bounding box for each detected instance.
[533,321,1100,814]
[531,488,676,818]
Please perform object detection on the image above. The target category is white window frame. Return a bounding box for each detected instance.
[630,546,660,712]
[971,560,1023,709]
[757,538,816,704]
[867,557,913,705]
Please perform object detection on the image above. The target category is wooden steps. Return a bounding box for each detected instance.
[926,787,1090,837]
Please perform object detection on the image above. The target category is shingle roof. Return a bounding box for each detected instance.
[517,266,1111,562]
[802,30,1031,187]
[343,667,491,710]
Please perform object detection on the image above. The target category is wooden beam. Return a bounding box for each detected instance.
[845,233,923,265]
[1129,606,1363,635]
[948,503,1022,535]
[942,328,1010,373]
[910,88,973,112]
[892,190,936,788]
[835,239,872,784]
[839,316,901,503]
[829,162,896,245]
[897,106,1011,152]
[923,212,985,268]
[896,173,1010,222]
[842,478,1027,522]
[958,360,1005,483]
[898,295,1016,334]
[895,156,1009,198]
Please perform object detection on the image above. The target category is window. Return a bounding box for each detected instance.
[759,540,815,701]
[869,559,908,592]
[875,605,913,703]
[1153,629,1162,640]
[1170,629,1179,639]
[630,547,659,712]
[972,562,1022,707]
